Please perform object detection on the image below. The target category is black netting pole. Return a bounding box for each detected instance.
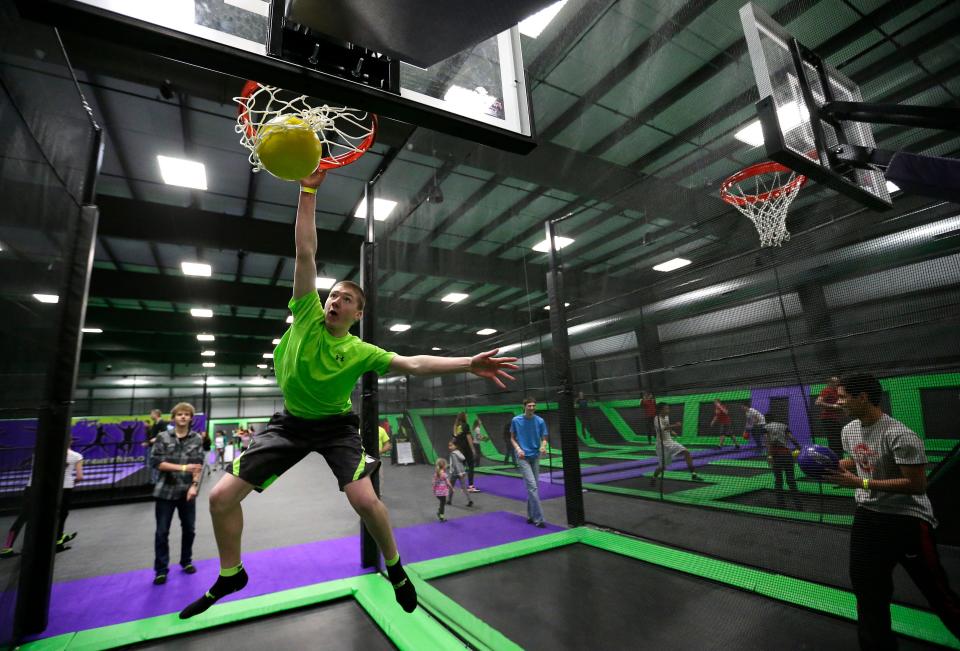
[544,220,584,526]
[359,181,380,569]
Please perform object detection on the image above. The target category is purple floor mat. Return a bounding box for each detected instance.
[469,473,566,501]
[28,511,563,641]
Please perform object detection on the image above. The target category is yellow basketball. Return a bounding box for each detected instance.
[255,115,322,181]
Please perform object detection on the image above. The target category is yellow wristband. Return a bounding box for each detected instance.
[862,478,869,490]
[181,464,186,473]
[300,186,317,194]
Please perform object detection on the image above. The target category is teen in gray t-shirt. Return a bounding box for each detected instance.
[841,412,936,526]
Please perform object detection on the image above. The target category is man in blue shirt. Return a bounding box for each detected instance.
[510,397,549,527]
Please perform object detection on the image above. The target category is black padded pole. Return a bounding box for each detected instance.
[544,220,584,527]
[359,181,380,570]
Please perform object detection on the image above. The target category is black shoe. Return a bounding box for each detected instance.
[154,573,167,585]
[182,563,197,574]
[467,500,474,507]
[526,518,533,524]
[0,547,15,559]
[61,531,78,544]
[534,521,546,528]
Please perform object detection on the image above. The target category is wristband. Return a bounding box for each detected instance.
[181,464,186,473]
[300,186,317,194]
[862,478,869,490]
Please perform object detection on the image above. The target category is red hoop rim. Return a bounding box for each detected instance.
[237,80,377,170]
[719,161,808,207]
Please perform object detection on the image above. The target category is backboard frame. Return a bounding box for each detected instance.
[16,0,538,154]
[740,2,893,212]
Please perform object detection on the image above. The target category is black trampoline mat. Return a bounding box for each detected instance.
[596,476,710,494]
[429,544,931,650]
[721,489,856,516]
[698,464,770,477]
[580,455,640,465]
[129,599,395,651]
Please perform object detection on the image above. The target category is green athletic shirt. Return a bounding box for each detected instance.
[274,291,395,419]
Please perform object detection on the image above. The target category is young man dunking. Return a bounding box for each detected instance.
[830,373,959,649]
[180,168,518,619]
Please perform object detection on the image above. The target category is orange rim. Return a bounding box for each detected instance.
[237,80,378,169]
[720,161,807,207]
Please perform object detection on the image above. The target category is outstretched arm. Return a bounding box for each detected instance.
[293,168,327,300]
[390,348,518,389]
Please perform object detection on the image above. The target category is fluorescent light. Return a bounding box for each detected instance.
[544,303,570,310]
[354,198,397,221]
[653,258,692,272]
[886,180,900,193]
[33,293,59,304]
[197,334,215,342]
[443,85,498,116]
[477,328,497,335]
[286,315,294,324]
[734,100,810,147]
[181,261,212,277]
[201,350,216,357]
[272,338,281,345]
[263,352,274,359]
[431,347,442,351]
[519,0,568,38]
[390,324,412,332]
[257,363,268,369]
[190,308,213,318]
[82,327,103,334]
[316,277,336,289]
[197,377,221,385]
[532,236,574,252]
[248,376,272,385]
[158,155,207,190]
[202,362,216,368]
[224,0,268,16]
[117,378,150,386]
[441,292,469,303]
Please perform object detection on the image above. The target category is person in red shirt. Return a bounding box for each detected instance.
[640,392,657,444]
[711,399,738,449]
[815,376,846,458]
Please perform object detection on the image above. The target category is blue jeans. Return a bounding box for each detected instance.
[154,496,196,573]
[517,456,544,525]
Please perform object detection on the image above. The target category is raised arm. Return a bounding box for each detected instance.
[293,168,327,300]
[390,348,518,389]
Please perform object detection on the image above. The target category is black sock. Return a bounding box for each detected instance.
[179,566,248,619]
[386,557,417,613]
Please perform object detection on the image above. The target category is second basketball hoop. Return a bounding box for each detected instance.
[720,161,807,247]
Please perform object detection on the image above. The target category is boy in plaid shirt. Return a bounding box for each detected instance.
[150,402,204,585]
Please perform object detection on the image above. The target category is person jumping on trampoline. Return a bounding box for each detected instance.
[712,399,738,449]
[650,403,702,484]
[179,168,518,619]
[830,373,960,650]
[742,405,766,450]
[433,458,453,522]
[762,415,802,510]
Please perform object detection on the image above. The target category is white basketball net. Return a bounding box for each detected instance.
[722,168,805,248]
[235,83,375,171]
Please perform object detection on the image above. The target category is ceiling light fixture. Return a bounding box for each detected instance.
[181,261,212,277]
[158,155,207,190]
[532,236,574,252]
[653,258,692,272]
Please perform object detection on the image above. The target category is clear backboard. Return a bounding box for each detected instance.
[739,2,892,211]
[19,0,542,153]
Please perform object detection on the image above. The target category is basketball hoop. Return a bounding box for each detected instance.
[720,161,807,247]
[236,80,377,172]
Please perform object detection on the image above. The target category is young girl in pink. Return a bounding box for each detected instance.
[433,458,452,522]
